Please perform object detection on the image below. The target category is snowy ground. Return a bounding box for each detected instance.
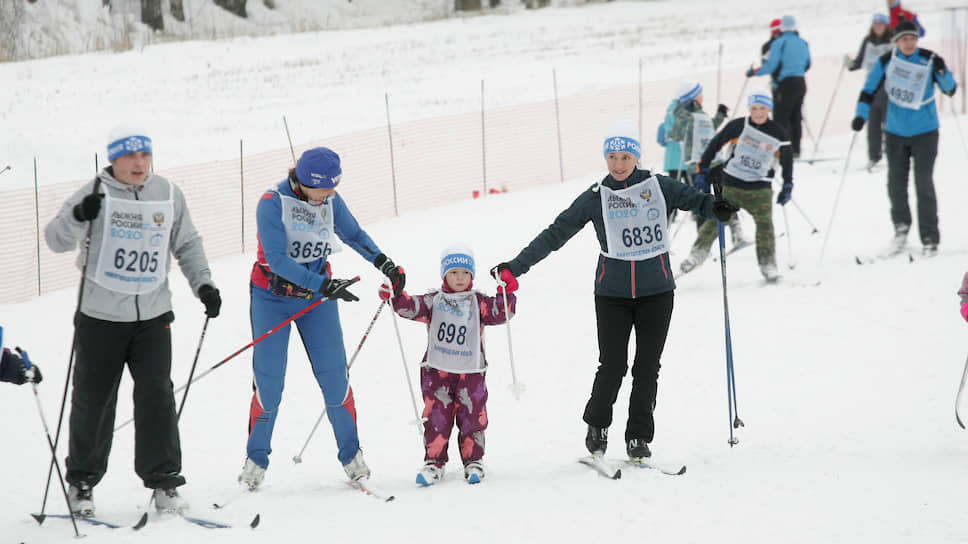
[3,1,968,543]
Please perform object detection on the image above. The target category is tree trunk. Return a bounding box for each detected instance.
[213,0,247,18]
[141,0,163,31]
[171,0,185,22]
[454,0,482,11]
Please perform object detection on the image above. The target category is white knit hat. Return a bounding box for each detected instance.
[675,80,703,103]
[602,119,641,158]
[106,123,152,161]
[440,242,476,278]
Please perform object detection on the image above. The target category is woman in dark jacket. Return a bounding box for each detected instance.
[491,120,735,461]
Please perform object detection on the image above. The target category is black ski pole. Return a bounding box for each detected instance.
[176,316,210,420]
[21,349,83,537]
[37,176,102,519]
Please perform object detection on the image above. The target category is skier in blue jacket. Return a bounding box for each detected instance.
[851,19,957,257]
[748,14,811,157]
[238,147,406,490]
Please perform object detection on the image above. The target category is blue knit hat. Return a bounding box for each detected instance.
[440,243,475,278]
[295,147,342,188]
[676,80,703,103]
[602,119,641,158]
[779,15,796,32]
[748,89,774,110]
[872,13,889,25]
[107,123,152,162]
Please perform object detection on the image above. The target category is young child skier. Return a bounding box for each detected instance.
[679,89,794,283]
[379,243,517,486]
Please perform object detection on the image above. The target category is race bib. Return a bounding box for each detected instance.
[426,292,483,373]
[690,112,715,163]
[278,193,343,263]
[884,51,932,110]
[93,184,173,295]
[723,120,783,182]
[600,177,668,261]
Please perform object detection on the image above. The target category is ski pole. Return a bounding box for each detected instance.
[19,349,83,537]
[114,291,341,431]
[809,62,847,164]
[790,198,819,235]
[492,270,524,399]
[730,69,751,121]
[956,351,968,429]
[293,301,385,464]
[176,316,209,420]
[714,185,743,447]
[781,205,797,269]
[37,177,102,519]
[948,100,968,156]
[384,283,426,438]
[819,132,859,263]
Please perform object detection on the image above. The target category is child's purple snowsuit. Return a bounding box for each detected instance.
[390,284,516,467]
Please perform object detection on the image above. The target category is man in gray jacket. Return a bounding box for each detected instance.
[45,123,221,516]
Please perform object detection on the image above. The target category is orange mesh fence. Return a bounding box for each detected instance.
[0,55,880,304]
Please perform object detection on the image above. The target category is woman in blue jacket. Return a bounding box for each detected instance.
[238,147,406,489]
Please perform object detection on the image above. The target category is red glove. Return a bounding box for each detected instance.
[495,268,519,294]
[961,301,968,322]
[379,283,407,302]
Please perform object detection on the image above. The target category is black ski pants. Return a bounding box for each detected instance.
[774,76,806,155]
[583,291,674,444]
[885,130,940,245]
[66,311,185,490]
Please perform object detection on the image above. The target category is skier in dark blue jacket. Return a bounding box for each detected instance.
[491,120,736,462]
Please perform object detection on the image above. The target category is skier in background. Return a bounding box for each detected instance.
[239,147,406,490]
[846,13,894,171]
[886,0,924,36]
[667,80,748,246]
[379,243,516,486]
[760,18,783,99]
[490,119,737,463]
[851,20,957,258]
[680,89,793,284]
[44,123,221,517]
[747,15,811,158]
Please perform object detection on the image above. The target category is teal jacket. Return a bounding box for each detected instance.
[505,168,716,299]
[661,100,683,172]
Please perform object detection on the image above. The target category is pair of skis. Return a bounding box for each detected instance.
[578,454,686,479]
[43,510,240,530]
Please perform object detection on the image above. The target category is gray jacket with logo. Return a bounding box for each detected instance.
[44,169,216,322]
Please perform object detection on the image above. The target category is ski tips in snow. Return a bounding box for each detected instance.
[250,513,261,529]
[133,512,148,530]
[578,455,621,479]
[625,458,688,476]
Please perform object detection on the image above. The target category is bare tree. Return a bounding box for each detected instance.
[141,0,163,31]
[214,0,247,18]
[171,0,185,22]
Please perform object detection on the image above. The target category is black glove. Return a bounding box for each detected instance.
[745,67,756,78]
[72,193,103,222]
[712,197,739,222]
[374,253,406,296]
[322,276,360,302]
[851,116,865,132]
[0,348,40,385]
[942,82,957,98]
[716,104,729,117]
[693,170,710,193]
[776,182,793,206]
[489,262,512,279]
[932,56,947,77]
[198,284,221,318]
